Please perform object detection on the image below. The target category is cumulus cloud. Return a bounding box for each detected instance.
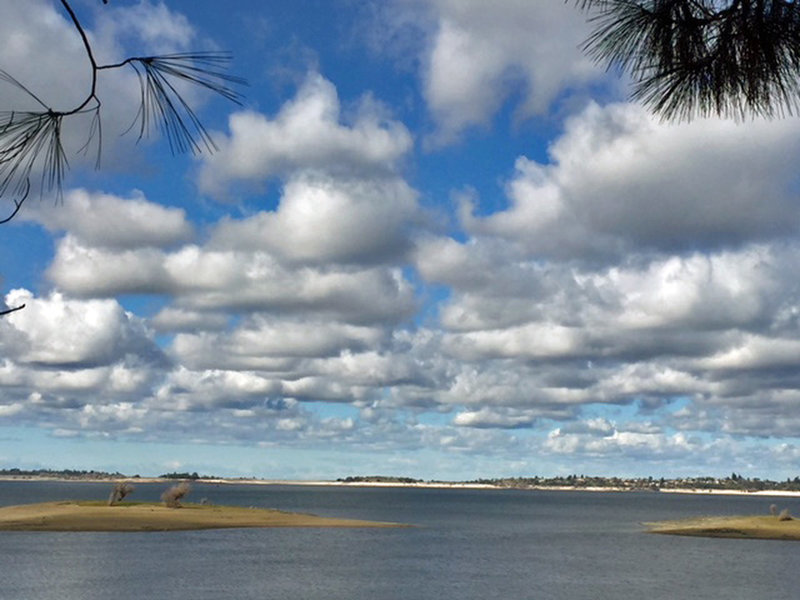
[453,406,558,429]
[209,173,419,264]
[149,307,229,333]
[465,103,800,261]
[0,289,163,369]
[92,0,196,57]
[8,2,800,478]
[47,237,417,324]
[545,422,699,459]
[172,317,387,369]
[199,73,413,195]
[416,0,604,143]
[26,189,194,249]
[47,236,172,297]
[0,290,168,436]
[408,101,800,452]
[415,239,800,439]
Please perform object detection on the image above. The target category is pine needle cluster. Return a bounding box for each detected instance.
[575,0,800,120]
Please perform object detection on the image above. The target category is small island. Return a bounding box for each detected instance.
[0,501,403,532]
[646,515,800,541]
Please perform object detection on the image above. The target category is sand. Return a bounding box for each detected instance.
[0,501,404,532]
[645,515,800,540]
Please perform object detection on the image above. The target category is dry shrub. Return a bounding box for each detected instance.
[769,504,778,516]
[778,508,793,522]
[108,482,135,506]
[161,482,191,508]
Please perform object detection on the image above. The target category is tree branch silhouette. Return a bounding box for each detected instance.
[0,0,246,224]
[0,304,25,317]
[574,1,800,120]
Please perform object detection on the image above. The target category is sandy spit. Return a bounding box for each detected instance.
[645,515,800,541]
[0,501,405,532]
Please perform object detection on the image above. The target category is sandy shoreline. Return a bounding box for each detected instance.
[0,476,497,490]
[3,476,800,497]
[656,488,800,498]
[0,501,404,532]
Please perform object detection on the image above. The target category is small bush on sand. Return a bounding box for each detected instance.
[161,482,191,508]
[778,508,793,522]
[108,482,135,506]
[769,504,778,516]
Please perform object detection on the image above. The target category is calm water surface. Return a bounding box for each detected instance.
[0,481,798,600]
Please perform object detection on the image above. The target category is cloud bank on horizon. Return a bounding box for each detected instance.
[1,0,799,480]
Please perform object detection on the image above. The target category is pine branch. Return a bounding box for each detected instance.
[0,1,246,223]
[119,52,247,155]
[574,0,800,120]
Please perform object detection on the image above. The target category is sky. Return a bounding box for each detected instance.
[1,0,800,481]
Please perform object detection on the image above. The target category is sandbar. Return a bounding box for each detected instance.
[645,515,800,541]
[0,501,403,532]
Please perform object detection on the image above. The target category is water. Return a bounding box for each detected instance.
[0,481,798,600]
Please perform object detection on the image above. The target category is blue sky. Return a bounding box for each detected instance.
[2,0,800,480]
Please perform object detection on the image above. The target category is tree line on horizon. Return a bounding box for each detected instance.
[6,468,800,492]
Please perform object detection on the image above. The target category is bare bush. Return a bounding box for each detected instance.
[107,482,135,506]
[769,504,778,516]
[778,508,793,522]
[161,482,191,508]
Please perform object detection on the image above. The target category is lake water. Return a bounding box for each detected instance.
[1,481,798,600]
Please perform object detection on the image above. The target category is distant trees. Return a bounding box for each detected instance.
[160,471,202,480]
[574,1,800,120]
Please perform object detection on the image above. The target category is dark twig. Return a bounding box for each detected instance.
[0,304,25,317]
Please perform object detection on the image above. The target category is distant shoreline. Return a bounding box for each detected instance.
[3,475,800,497]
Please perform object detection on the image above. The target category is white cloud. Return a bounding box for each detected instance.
[418,0,603,143]
[545,423,698,458]
[27,189,194,249]
[421,229,797,363]
[466,104,800,260]
[199,73,413,195]
[8,2,800,477]
[453,406,550,429]
[47,236,418,325]
[47,236,172,297]
[444,323,585,361]
[164,255,417,323]
[93,0,196,58]
[150,307,229,333]
[210,173,419,264]
[172,317,387,369]
[0,289,162,368]
[698,336,800,371]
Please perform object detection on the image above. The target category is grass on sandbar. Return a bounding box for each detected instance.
[0,501,405,532]
[645,515,800,541]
